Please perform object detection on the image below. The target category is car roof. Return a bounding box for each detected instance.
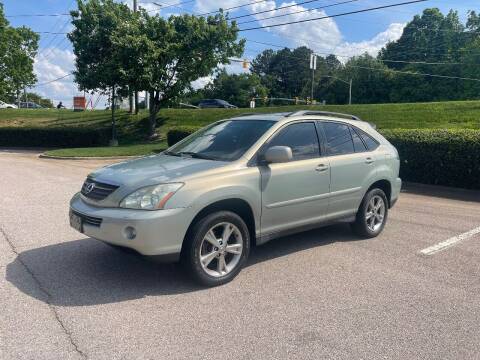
[228,110,376,131]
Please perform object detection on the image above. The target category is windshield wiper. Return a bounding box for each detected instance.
[177,151,217,160]
[163,151,181,157]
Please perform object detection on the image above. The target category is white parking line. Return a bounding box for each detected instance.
[420,226,480,255]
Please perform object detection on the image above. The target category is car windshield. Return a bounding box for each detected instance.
[167,120,275,162]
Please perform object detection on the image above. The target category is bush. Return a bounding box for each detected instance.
[167,126,201,146]
[0,127,111,147]
[381,129,480,189]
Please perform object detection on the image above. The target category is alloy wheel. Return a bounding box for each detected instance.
[365,195,385,232]
[199,222,244,277]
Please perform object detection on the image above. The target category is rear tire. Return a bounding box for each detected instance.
[351,188,388,238]
[182,211,250,287]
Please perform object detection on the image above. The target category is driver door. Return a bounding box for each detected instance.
[259,121,330,237]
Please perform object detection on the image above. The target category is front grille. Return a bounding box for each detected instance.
[81,178,119,201]
[72,210,103,227]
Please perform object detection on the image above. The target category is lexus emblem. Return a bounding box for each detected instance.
[85,182,96,193]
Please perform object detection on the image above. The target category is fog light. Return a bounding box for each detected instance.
[123,226,137,240]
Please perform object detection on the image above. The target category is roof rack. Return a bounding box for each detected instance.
[286,110,361,121]
[234,112,264,117]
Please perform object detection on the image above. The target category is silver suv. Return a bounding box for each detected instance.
[70,111,401,286]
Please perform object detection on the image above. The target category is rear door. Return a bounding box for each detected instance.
[259,121,331,236]
[319,121,378,217]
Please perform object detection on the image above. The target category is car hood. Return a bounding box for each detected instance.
[90,154,229,188]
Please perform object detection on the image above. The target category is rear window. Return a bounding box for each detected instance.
[322,122,355,156]
[356,128,379,151]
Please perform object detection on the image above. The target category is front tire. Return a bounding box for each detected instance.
[182,211,250,287]
[351,188,388,238]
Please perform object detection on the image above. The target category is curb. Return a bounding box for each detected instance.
[39,153,141,160]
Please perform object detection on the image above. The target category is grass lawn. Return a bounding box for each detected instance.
[43,141,168,158]
[2,100,479,157]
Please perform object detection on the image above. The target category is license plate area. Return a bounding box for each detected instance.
[69,211,83,233]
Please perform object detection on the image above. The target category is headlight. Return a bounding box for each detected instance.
[119,183,184,210]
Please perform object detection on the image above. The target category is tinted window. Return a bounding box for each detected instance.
[169,120,275,162]
[350,127,367,152]
[323,122,354,156]
[357,129,379,150]
[268,122,320,161]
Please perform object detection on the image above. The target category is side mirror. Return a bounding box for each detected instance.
[263,146,293,164]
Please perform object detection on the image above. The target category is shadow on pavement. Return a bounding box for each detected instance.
[403,182,480,203]
[6,224,357,307]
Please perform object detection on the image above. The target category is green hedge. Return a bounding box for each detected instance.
[381,129,480,189]
[167,126,201,146]
[0,127,111,147]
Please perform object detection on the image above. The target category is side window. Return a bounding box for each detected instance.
[357,128,380,150]
[350,126,367,153]
[268,122,320,161]
[322,122,354,156]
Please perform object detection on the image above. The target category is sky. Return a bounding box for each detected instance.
[2,0,478,108]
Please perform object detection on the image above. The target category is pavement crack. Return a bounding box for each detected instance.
[0,226,88,360]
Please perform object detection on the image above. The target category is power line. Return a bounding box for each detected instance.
[239,0,430,31]
[198,0,269,16]
[231,0,322,20]
[245,39,475,66]
[34,31,68,34]
[242,43,480,83]
[35,73,73,87]
[6,13,69,18]
[237,0,362,25]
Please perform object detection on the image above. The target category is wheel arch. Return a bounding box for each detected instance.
[182,198,257,254]
[366,179,392,207]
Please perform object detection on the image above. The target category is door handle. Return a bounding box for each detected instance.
[315,164,329,172]
[365,157,375,164]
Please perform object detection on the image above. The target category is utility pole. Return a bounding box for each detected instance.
[309,53,317,104]
[110,86,118,146]
[349,79,352,105]
[133,0,139,114]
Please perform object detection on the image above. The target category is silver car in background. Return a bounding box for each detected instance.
[70,111,401,286]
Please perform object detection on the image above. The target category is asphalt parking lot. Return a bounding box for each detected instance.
[1,149,479,360]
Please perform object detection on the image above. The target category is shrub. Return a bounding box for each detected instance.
[0,127,111,147]
[167,126,201,146]
[381,129,480,189]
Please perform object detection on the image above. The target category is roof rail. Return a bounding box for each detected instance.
[234,112,263,117]
[287,110,361,121]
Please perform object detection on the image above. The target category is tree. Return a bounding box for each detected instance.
[203,70,268,107]
[340,54,393,104]
[69,0,133,95]
[0,3,39,102]
[116,11,244,137]
[251,46,314,99]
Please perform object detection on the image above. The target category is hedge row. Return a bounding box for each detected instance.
[167,126,201,146]
[167,127,480,190]
[381,129,480,190]
[0,127,111,147]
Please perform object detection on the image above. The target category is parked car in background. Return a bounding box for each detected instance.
[19,102,43,109]
[198,99,237,109]
[0,101,18,109]
[69,110,401,287]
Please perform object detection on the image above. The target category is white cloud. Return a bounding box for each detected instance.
[248,1,343,54]
[33,48,78,108]
[191,76,212,89]
[333,23,406,59]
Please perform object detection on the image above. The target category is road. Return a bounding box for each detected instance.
[1,149,479,360]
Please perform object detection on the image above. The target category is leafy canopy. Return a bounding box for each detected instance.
[0,3,39,102]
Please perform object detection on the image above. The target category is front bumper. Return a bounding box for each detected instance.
[69,193,194,257]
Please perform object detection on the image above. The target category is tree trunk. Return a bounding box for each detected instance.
[134,91,139,115]
[148,90,158,138]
